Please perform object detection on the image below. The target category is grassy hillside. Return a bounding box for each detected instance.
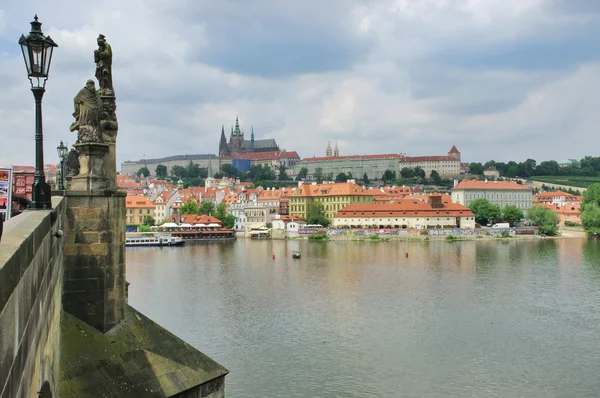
[530,176,600,188]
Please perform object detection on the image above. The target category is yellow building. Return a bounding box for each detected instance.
[288,181,373,221]
[125,196,155,225]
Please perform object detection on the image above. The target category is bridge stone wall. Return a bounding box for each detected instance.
[0,197,65,398]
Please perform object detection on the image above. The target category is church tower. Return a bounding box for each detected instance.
[230,116,244,155]
[219,125,229,156]
[448,145,461,161]
[326,142,332,157]
[251,125,255,149]
[334,142,339,157]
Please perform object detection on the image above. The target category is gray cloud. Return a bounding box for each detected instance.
[0,0,599,169]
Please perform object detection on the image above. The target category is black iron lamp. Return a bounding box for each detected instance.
[18,15,58,209]
[56,140,68,190]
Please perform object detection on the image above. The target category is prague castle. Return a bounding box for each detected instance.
[219,117,279,157]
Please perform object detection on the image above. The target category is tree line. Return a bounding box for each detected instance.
[468,156,600,178]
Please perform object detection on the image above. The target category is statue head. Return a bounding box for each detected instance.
[97,34,106,46]
[85,79,96,91]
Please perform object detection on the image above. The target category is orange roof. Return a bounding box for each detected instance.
[535,190,575,198]
[541,203,581,214]
[12,166,35,173]
[292,182,372,197]
[449,145,460,154]
[179,214,222,225]
[403,155,457,162]
[258,189,283,200]
[302,154,402,162]
[125,196,155,209]
[335,201,473,218]
[452,180,531,191]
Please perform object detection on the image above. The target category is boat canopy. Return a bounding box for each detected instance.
[180,223,193,227]
[208,223,221,227]
[194,223,207,227]
[162,222,178,228]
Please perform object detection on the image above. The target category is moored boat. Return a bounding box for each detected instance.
[126,233,185,247]
[292,251,301,259]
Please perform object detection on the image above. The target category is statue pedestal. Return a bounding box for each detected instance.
[71,142,109,191]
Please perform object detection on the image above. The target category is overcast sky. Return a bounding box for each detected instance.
[1,0,599,168]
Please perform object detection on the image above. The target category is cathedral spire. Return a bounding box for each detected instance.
[233,116,241,136]
[326,141,332,157]
[334,142,339,157]
[219,125,229,157]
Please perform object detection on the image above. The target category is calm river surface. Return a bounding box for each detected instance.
[127,239,600,397]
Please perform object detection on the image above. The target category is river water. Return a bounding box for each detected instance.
[127,239,600,397]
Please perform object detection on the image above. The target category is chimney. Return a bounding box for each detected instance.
[453,179,458,187]
[485,179,488,183]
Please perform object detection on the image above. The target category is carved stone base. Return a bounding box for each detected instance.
[70,143,109,191]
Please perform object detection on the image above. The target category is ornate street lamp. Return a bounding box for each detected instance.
[18,15,58,209]
[56,140,68,190]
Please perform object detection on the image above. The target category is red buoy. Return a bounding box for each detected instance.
[405,252,409,258]
[272,254,275,260]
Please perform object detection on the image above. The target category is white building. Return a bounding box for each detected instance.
[398,146,462,178]
[451,180,532,211]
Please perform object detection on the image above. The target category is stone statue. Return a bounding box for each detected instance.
[65,148,80,177]
[94,34,113,96]
[70,80,103,143]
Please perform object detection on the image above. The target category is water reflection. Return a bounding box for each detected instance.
[127,239,600,397]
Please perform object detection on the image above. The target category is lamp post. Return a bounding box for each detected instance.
[56,140,68,190]
[18,15,58,210]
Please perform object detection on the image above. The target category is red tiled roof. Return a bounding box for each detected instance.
[301,154,402,162]
[12,166,35,173]
[402,155,457,162]
[125,196,155,208]
[449,145,460,154]
[335,201,473,218]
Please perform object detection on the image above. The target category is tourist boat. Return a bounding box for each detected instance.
[126,233,185,247]
[292,251,301,259]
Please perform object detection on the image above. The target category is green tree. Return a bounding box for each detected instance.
[527,205,560,236]
[469,163,484,175]
[171,165,187,179]
[239,171,250,181]
[221,214,236,229]
[580,183,600,235]
[213,172,224,179]
[307,201,329,226]
[180,199,200,214]
[186,161,201,178]
[430,170,441,184]
[220,164,238,178]
[325,172,334,181]
[382,169,396,183]
[155,164,167,179]
[199,200,215,216]
[278,165,291,181]
[469,198,502,226]
[362,173,370,185]
[214,202,227,220]
[296,167,308,181]
[314,168,324,184]
[414,167,425,178]
[137,167,150,178]
[335,172,348,183]
[400,167,414,179]
[502,205,524,226]
[142,215,155,226]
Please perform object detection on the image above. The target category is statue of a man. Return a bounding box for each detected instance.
[94,34,113,96]
[70,79,103,143]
